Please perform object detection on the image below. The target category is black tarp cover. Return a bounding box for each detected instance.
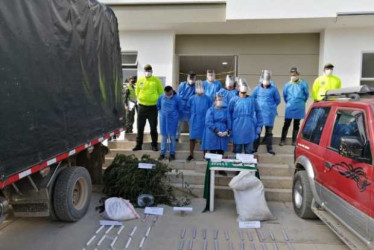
[0,0,123,179]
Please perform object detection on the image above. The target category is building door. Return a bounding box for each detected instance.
[178,55,237,84]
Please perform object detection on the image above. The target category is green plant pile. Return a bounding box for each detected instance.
[103,154,190,206]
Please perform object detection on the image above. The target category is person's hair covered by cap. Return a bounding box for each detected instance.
[290,67,299,74]
[324,63,334,69]
[144,64,152,71]
[164,85,173,93]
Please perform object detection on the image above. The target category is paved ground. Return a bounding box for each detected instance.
[0,190,348,250]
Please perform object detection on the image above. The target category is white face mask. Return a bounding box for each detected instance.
[263,80,270,86]
[290,76,299,82]
[325,69,333,76]
[145,71,152,78]
[215,100,223,108]
[187,79,195,85]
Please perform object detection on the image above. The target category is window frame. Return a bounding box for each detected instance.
[121,51,138,83]
[360,51,374,86]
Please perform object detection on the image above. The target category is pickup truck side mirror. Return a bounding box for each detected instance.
[339,136,364,160]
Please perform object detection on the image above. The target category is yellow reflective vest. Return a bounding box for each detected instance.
[312,75,341,101]
[135,76,163,106]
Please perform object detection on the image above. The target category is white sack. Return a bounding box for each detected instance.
[229,171,273,221]
[104,197,140,221]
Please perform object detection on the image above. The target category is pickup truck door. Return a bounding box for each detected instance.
[322,108,373,243]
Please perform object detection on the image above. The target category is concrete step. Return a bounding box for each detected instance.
[122,133,293,144]
[168,169,293,189]
[172,183,292,202]
[108,141,295,154]
[104,157,292,177]
[106,149,294,165]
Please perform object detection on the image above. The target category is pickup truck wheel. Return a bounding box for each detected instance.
[53,167,92,222]
[292,170,317,219]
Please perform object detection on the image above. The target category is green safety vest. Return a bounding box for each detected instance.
[125,83,137,103]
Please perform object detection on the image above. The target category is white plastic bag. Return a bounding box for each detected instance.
[229,171,273,221]
[104,197,140,221]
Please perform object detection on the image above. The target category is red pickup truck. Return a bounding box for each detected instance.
[0,0,123,222]
[292,86,374,249]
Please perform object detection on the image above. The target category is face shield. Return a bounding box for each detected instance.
[260,70,272,86]
[215,94,224,108]
[195,80,204,95]
[225,75,234,88]
[238,78,249,94]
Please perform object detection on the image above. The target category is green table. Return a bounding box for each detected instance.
[203,161,258,212]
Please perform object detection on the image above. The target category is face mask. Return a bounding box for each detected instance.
[215,100,223,108]
[325,69,333,76]
[290,76,299,82]
[188,80,195,85]
[145,71,152,78]
[263,80,270,86]
[166,94,173,99]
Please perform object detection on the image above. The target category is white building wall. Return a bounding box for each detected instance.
[321,27,374,87]
[226,0,374,20]
[119,30,175,86]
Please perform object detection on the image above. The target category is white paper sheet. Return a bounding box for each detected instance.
[236,154,257,164]
[99,220,123,226]
[238,221,261,229]
[173,207,193,212]
[144,207,164,216]
[138,163,154,169]
[128,101,136,111]
[205,153,223,160]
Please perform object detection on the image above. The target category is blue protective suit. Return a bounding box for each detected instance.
[283,79,309,119]
[188,94,212,140]
[201,106,228,151]
[203,80,222,101]
[157,93,181,136]
[217,88,238,106]
[252,84,281,126]
[177,81,195,121]
[228,96,263,144]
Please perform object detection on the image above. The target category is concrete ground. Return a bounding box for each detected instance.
[0,190,348,250]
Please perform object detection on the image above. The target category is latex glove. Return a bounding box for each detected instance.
[220,131,228,137]
[256,127,262,134]
[217,131,224,137]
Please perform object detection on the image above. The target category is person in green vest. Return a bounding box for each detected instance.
[124,76,137,134]
[312,63,342,101]
[133,64,164,152]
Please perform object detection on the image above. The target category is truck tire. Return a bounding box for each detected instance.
[53,167,92,222]
[292,170,317,219]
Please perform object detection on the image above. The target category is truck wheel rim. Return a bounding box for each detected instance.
[72,177,88,210]
[294,180,303,209]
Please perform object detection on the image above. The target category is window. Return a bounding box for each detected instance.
[360,53,374,87]
[122,51,138,83]
[302,107,331,144]
[330,111,362,150]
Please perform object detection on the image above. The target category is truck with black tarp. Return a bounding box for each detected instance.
[0,0,123,222]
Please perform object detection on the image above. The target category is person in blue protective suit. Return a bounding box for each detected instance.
[177,71,196,141]
[252,70,281,155]
[217,75,238,106]
[186,80,212,161]
[157,86,182,161]
[280,67,309,146]
[228,80,263,154]
[201,94,229,154]
[203,69,222,101]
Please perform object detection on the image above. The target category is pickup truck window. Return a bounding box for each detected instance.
[302,107,331,144]
[330,111,362,150]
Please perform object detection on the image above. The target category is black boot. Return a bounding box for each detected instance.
[292,130,298,146]
[279,126,288,146]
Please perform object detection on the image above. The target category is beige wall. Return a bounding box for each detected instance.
[176,33,320,137]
